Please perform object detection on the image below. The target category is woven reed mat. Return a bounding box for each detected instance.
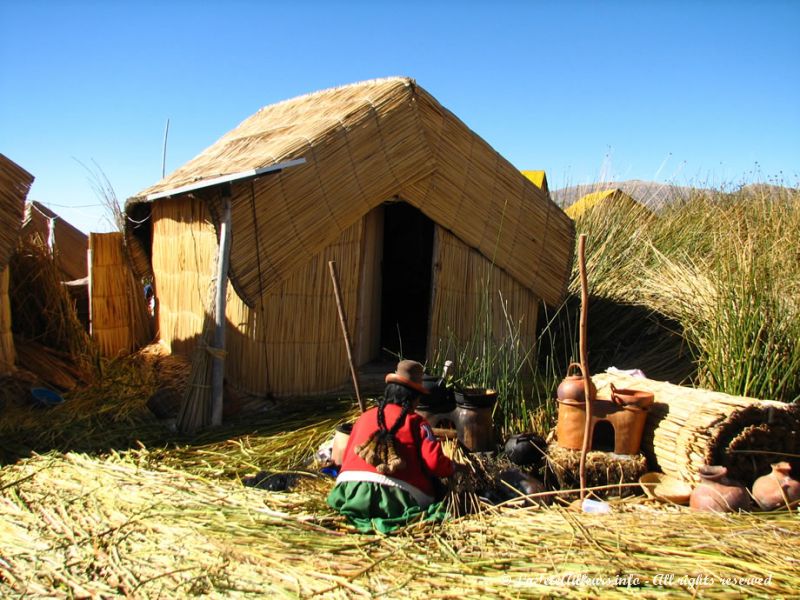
[592,371,800,486]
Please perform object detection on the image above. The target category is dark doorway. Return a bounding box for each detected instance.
[379,202,434,362]
[591,421,616,453]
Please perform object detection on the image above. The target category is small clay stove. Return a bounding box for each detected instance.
[556,364,654,455]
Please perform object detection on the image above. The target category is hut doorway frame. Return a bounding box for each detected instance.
[356,200,437,366]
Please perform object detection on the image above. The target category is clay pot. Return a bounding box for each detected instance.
[453,389,497,452]
[331,422,353,466]
[557,363,596,403]
[609,383,655,410]
[689,465,752,513]
[752,462,800,511]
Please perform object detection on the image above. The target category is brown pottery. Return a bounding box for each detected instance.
[752,462,800,511]
[557,362,596,403]
[689,465,752,513]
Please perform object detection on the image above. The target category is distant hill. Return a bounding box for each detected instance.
[552,179,798,211]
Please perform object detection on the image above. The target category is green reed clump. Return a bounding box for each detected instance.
[569,183,800,402]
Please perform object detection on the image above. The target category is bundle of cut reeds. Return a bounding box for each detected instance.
[0,266,14,374]
[176,276,217,434]
[9,236,94,363]
[593,371,800,485]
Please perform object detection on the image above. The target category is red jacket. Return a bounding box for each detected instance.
[340,404,455,498]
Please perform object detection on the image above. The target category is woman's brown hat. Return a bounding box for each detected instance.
[385,360,429,395]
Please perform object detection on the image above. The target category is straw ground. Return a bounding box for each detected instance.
[2,403,798,599]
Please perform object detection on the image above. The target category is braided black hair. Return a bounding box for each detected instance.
[377,383,418,438]
[353,383,419,474]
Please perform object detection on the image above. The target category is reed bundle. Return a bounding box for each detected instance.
[9,236,94,362]
[0,153,32,272]
[123,227,153,282]
[593,371,800,486]
[2,411,799,598]
[89,232,151,357]
[176,282,216,435]
[0,266,13,374]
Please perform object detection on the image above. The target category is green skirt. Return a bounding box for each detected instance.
[327,481,449,534]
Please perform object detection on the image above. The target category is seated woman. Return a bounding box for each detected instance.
[327,360,459,533]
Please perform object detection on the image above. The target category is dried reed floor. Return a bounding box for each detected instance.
[1,401,798,599]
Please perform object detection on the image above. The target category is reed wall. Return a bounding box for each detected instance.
[0,154,33,272]
[22,201,88,281]
[0,266,14,374]
[152,196,362,396]
[429,227,539,357]
[90,233,151,357]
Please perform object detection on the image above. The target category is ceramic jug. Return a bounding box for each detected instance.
[752,462,800,511]
[556,362,596,403]
[689,465,752,512]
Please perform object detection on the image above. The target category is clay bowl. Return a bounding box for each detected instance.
[610,386,655,410]
[639,472,692,505]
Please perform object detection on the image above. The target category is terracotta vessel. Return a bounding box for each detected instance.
[752,462,800,511]
[610,383,654,410]
[689,465,752,512]
[331,422,353,466]
[556,362,596,403]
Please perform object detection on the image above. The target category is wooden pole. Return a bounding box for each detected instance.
[211,188,232,427]
[328,260,365,412]
[577,233,592,500]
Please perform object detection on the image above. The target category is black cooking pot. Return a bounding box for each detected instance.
[417,375,455,413]
[504,433,547,468]
[454,388,498,409]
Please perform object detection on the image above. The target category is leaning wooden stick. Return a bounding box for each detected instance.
[577,234,592,500]
[328,260,365,413]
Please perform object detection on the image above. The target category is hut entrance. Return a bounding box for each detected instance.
[379,202,434,362]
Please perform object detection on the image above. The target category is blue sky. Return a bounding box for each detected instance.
[2,0,798,234]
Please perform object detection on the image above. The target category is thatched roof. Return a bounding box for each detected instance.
[128,77,574,307]
[0,153,34,271]
[565,188,647,219]
[22,201,89,281]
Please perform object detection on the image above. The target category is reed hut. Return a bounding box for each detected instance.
[125,77,575,397]
[565,188,648,220]
[0,154,34,375]
[21,201,88,282]
[521,170,549,195]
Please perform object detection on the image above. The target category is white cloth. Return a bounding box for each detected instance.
[335,469,434,507]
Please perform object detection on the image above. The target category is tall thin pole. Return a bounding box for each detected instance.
[161,118,170,178]
[329,260,365,412]
[211,187,232,427]
[577,234,592,500]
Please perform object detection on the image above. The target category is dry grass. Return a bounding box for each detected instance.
[2,409,798,599]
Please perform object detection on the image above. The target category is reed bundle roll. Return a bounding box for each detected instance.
[592,371,800,485]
